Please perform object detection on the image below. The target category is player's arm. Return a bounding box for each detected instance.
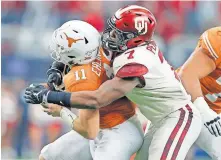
[41,63,142,109]
[40,77,139,109]
[42,103,99,139]
[178,28,221,136]
[24,76,140,109]
[57,80,101,139]
[178,47,216,101]
[24,49,147,109]
[73,108,99,139]
[65,50,148,109]
[68,77,140,109]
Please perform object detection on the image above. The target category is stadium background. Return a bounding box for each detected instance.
[1,1,221,160]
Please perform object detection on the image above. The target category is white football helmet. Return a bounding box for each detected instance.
[49,20,101,66]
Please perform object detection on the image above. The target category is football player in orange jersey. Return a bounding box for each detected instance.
[178,27,221,160]
[26,20,143,160]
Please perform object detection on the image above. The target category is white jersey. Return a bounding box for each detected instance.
[113,41,191,123]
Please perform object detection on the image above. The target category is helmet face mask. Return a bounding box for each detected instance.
[102,18,137,53]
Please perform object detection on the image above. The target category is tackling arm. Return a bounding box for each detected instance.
[178,47,216,101]
[44,77,139,109]
[69,77,140,109]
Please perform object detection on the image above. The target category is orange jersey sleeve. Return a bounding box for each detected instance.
[198,27,221,65]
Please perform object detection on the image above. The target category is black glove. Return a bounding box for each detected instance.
[47,61,65,90]
[24,84,49,104]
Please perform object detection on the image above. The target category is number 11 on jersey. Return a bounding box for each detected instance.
[75,69,87,81]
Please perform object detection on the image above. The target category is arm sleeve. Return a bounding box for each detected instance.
[116,63,148,78]
[113,46,156,78]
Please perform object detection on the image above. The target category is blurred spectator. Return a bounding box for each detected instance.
[1,39,15,56]
[1,81,18,159]
[82,1,104,32]
[156,1,185,43]
[83,13,104,32]
[196,1,220,32]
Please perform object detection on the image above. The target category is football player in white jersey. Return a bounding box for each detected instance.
[24,5,202,160]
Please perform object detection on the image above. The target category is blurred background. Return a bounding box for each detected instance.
[1,1,221,160]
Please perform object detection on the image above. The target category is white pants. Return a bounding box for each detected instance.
[196,120,221,160]
[135,104,202,160]
[40,114,143,160]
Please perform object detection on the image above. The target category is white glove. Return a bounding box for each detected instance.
[194,97,221,137]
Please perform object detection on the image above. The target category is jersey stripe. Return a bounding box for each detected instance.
[160,108,186,160]
[171,105,193,160]
[202,32,218,59]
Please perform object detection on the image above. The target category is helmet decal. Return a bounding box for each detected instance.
[64,33,83,47]
[135,17,148,35]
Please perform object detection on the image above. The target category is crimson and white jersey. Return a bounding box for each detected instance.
[113,41,191,123]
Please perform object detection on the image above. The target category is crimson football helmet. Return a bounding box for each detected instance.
[102,5,156,53]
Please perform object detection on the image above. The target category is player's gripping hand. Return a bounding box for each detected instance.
[47,61,64,90]
[24,84,49,104]
[204,115,221,137]
[194,97,221,137]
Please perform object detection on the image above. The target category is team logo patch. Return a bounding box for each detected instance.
[135,17,148,35]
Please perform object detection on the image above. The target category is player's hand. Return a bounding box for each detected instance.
[24,84,49,104]
[47,68,63,90]
[204,115,221,137]
[194,97,221,137]
[42,103,63,117]
[47,61,65,90]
